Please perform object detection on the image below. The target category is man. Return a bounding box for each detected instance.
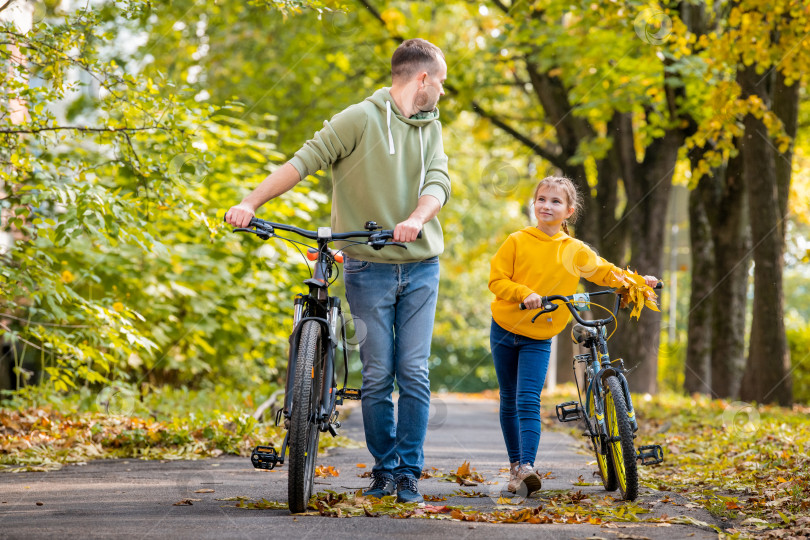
[225,38,450,503]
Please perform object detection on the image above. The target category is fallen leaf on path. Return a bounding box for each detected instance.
[173,498,201,506]
[315,465,339,478]
[194,489,215,493]
[443,460,485,486]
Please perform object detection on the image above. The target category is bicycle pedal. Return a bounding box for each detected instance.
[637,444,664,465]
[555,401,583,422]
[336,387,362,400]
[327,423,339,437]
[251,445,281,470]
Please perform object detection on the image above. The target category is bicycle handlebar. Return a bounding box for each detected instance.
[519,282,663,327]
[229,217,421,250]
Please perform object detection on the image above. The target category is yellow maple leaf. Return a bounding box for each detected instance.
[456,460,471,477]
[611,269,660,320]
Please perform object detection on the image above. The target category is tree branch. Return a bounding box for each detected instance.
[0,125,167,135]
[490,0,510,14]
[472,100,565,169]
[0,0,16,14]
[355,0,386,27]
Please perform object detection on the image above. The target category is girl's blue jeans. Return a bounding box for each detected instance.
[490,319,552,465]
[343,256,440,480]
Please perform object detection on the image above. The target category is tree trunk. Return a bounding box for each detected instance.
[737,65,792,406]
[684,172,714,395]
[708,149,749,398]
[772,70,799,240]
[555,321,576,385]
[613,131,680,394]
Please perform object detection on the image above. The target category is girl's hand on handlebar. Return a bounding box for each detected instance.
[393,218,423,243]
[522,293,544,310]
[643,275,659,288]
[225,203,256,228]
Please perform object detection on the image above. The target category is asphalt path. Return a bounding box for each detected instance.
[0,395,722,539]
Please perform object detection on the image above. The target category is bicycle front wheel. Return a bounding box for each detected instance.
[604,375,638,500]
[587,390,617,492]
[287,320,324,513]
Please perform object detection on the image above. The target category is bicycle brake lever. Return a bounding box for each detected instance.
[529,301,559,323]
[384,242,408,249]
[233,225,274,240]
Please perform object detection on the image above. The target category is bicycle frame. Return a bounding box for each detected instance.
[282,239,345,434]
[232,217,410,474]
[547,285,665,500]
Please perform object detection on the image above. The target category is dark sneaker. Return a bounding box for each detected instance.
[395,474,422,504]
[363,471,395,499]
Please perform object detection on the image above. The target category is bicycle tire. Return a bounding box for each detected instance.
[287,320,324,513]
[587,387,617,491]
[604,375,638,500]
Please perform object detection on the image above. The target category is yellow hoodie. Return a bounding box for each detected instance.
[489,227,626,340]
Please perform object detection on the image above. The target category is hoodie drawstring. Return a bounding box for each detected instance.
[386,100,425,195]
[386,101,395,155]
[418,126,425,194]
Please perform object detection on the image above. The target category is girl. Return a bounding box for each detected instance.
[488,176,658,496]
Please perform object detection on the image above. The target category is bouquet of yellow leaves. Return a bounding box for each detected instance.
[610,269,660,320]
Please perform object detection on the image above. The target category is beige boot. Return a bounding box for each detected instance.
[506,461,520,493]
[515,463,542,496]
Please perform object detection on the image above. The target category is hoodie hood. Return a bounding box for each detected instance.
[519,226,568,242]
[365,87,440,126]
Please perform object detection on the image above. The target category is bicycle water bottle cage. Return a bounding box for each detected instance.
[572,324,598,344]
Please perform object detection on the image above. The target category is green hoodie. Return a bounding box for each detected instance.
[288,88,451,263]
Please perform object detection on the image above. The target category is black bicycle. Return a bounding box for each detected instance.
[230,217,414,513]
[522,285,665,500]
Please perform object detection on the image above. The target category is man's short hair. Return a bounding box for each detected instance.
[391,38,445,82]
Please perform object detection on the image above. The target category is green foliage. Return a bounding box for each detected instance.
[0,0,327,394]
[786,327,810,404]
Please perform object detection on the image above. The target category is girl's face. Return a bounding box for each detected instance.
[534,184,575,230]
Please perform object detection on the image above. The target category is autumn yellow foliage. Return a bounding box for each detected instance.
[611,269,661,320]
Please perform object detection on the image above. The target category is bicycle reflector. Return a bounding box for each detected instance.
[306,248,344,263]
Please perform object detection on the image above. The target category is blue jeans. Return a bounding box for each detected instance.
[490,319,552,465]
[343,256,440,479]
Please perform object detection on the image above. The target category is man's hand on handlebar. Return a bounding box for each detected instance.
[225,203,256,228]
[522,293,544,310]
[393,217,423,243]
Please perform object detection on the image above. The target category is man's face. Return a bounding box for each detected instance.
[414,58,447,113]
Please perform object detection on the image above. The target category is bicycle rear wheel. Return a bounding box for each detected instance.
[287,320,324,513]
[604,375,638,500]
[587,388,617,491]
